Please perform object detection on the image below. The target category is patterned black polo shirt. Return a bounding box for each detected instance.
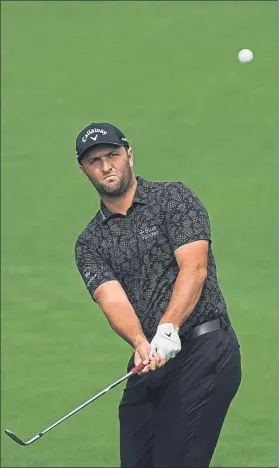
[75,176,230,340]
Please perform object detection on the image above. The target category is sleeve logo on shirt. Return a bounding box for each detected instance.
[83,267,91,278]
[87,273,97,287]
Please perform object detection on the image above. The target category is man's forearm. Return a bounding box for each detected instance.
[102,301,146,349]
[160,265,207,328]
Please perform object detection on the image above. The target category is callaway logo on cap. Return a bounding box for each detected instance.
[76,122,129,161]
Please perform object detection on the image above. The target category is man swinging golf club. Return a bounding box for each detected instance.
[74,122,242,468]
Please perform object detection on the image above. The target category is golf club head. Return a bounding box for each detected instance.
[5,430,27,446]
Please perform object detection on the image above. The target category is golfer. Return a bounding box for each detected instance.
[75,122,241,468]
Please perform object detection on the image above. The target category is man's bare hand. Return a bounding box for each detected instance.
[134,340,165,375]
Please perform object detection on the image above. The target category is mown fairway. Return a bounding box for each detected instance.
[1,1,277,467]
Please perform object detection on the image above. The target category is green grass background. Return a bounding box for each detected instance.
[1,1,277,467]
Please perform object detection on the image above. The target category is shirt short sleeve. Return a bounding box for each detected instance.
[75,235,117,301]
[163,182,211,251]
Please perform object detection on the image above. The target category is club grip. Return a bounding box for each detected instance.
[131,363,145,374]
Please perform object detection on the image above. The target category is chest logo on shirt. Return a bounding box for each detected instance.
[139,225,159,240]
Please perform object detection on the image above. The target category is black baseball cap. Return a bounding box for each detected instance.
[76,122,129,162]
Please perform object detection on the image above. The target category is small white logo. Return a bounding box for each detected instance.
[87,273,97,287]
[121,138,128,142]
[90,135,98,141]
[84,267,90,278]
[139,225,159,240]
[82,128,107,143]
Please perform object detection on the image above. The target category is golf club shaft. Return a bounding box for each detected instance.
[5,363,144,446]
[39,370,134,438]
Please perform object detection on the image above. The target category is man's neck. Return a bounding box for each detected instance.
[101,175,138,215]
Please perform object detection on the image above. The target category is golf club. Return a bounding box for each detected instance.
[5,362,144,446]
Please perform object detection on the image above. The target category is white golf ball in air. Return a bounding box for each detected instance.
[238,49,254,63]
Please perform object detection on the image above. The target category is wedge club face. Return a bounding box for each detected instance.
[5,429,41,446]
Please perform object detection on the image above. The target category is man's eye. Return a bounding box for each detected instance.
[90,159,98,164]
[109,153,118,158]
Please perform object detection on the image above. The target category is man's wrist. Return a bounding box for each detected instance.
[159,320,179,330]
[131,333,147,349]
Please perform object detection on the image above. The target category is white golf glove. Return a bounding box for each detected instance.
[150,323,181,362]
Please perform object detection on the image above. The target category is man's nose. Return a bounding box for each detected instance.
[101,159,112,172]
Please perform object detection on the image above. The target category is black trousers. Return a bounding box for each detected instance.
[119,326,241,468]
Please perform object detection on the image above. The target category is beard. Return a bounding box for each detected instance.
[86,158,134,198]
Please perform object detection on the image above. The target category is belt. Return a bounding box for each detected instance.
[180,317,229,343]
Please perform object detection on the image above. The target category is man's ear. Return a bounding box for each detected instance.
[127,147,134,168]
[79,163,88,179]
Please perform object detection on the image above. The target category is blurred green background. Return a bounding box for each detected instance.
[1,1,277,467]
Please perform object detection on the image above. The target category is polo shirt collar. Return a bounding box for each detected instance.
[99,175,149,223]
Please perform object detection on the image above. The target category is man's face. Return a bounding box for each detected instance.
[79,145,134,197]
